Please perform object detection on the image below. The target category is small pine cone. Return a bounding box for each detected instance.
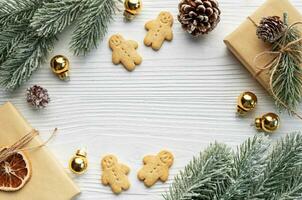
[256,16,286,43]
[178,0,221,36]
[26,85,50,109]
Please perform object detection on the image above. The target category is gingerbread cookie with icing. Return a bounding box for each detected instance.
[144,11,174,51]
[109,34,142,71]
[101,155,130,194]
[138,150,174,187]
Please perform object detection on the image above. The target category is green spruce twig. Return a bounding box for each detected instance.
[0,0,44,28]
[0,0,51,90]
[0,22,28,64]
[70,0,120,55]
[0,32,55,90]
[275,168,302,200]
[248,133,302,199]
[271,13,302,114]
[30,0,86,37]
[31,0,120,55]
[0,0,120,90]
[164,133,302,200]
[164,143,234,200]
[217,134,270,200]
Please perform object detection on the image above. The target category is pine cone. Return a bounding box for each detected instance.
[256,16,286,43]
[178,0,221,36]
[26,85,50,109]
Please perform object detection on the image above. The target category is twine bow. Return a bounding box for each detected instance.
[0,128,57,164]
[249,16,302,119]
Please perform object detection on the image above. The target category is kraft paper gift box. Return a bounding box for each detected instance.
[224,0,302,91]
[0,102,80,200]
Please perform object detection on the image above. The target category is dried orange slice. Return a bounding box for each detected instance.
[0,149,31,192]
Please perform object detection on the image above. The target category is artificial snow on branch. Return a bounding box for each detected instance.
[0,0,120,90]
[164,133,302,200]
[165,143,233,200]
[31,0,120,55]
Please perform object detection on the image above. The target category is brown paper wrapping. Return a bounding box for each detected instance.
[0,102,80,200]
[224,0,302,91]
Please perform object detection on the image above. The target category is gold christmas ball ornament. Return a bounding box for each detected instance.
[124,0,142,20]
[237,91,258,115]
[255,112,280,133]
[50,55,70,81]
[69,148,88,175]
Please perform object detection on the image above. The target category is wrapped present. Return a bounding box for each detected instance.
[0,102,80,200]
[224,0,302,92]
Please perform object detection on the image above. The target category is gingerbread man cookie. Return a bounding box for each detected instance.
[109,34,142,72]
[101,155,130,194]
[138,150,174,187]
[144,11,174,51]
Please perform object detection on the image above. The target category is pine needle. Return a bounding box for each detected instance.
[164,143,233,200]
[248,133,302,199]
[217,134,270,200]
[0,0,119,90]
[274,168,302,200]
[163,133,302,200]
[31,0,86,37]
[70,0,120,55]
[271,18,302,114]
[0,0,45,27]
[31,0,121,55]
[0,32,55,90]
[0,22,28,64]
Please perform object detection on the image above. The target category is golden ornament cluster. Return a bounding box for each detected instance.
[237,91,280,133]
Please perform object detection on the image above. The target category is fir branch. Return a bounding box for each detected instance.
[0,0,56,90]
[248,133,302,199]
[0,33,55,90]
[70,0,120,55]
[273,168,302,200]
[0,22,28,64]
[217,134,270,200]
[163,134,302,200]
[271,23,302,114]
[31,0,85,37]
[0,0,119,89]
[164,143,233,200]
[0,0,44,28]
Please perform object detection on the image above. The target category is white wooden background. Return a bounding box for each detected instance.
[1,0,302,199]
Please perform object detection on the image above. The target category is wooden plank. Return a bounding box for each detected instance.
[0,0,301,199]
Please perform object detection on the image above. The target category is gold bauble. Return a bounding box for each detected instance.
[237,91,257,115]
[69,148,88,175]
[255,112,280,133]
[50,55,70,81]
[124,0,142,20]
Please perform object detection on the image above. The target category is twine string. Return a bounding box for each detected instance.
[247,16,259,27]
[0,128,57,164]
[248,16,302,119]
